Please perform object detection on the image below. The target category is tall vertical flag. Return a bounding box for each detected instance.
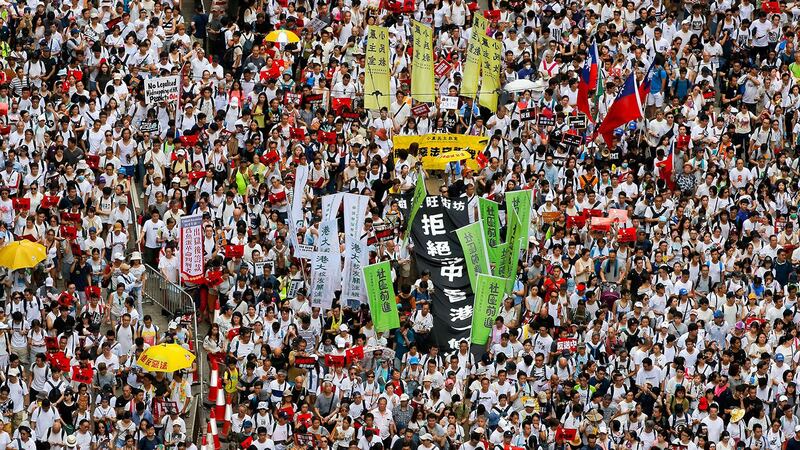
[462,14,490,99]
[478,198,501,260]
[455,220,491,288]
[478,36,503,112]
[596,63,653,146]
[576,42,599,121]
[363,261,401,332]
[411,21,435,103]
[364,26,391,111]
[471,273,506,344]
[404,174,427,240]
[505,189,532,250]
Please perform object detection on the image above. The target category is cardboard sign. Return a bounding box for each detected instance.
[72,366,94,384]
[290,127,306,140]
[139,120,159,133]
[306,17,328,34]
[618,227,637,242]
[557,338,578,352]
[304,93,323,105]
[41,196,60,208]
[607,208,628,222]
[341,112,361,122]
[317,130,337,145]
[144,75,180,105]
[284,92,302,105]
[563,133,583,147]
[520,108,536,122]
[12,198,29,211]
[224,245,244,258]
[537,115,555,127]
[440,95,459,110]
[542,211,561,223]
[411,103,430,117]
[434,60,453,78]
[568,113,588,129]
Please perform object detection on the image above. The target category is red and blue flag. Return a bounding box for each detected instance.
[576,42,599,121]
[596,64,652,145]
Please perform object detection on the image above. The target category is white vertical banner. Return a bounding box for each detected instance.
[341,193,371,303]
[321,193,344,220]
[291,164,310,230]
[310,251,339,310]
[288,165,311,259]
[317,219,339,255]
[179,214,204,280]
[343,194,370,245]
[341,239,369,304]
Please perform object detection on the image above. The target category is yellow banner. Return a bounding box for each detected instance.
[479,36,503,112]
[411,21,435,104]
[462,14,489,99]
[364,26,391,111]
[393,134,488,170]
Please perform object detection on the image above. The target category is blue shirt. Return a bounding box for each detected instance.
[650,67,667,95]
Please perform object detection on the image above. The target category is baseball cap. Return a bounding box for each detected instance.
[713,310,724,318]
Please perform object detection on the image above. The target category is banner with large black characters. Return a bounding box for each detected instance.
[410,195,473,351]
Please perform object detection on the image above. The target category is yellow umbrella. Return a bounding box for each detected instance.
[137,343,196,372]
[0,240,46,270]
[264,29,300,44]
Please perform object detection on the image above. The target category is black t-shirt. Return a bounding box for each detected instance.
[53,315,76,336]
[138,436,161,450]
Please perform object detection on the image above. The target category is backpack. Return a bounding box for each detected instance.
[223,45,241,70]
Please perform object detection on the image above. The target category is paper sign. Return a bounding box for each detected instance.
[440,95,459,110]
[542,211,561,223]
[144,75,180,105]
[434,60,452,78]
[520,108,536,122]
[608,208,628,222]
[411,103,430,117]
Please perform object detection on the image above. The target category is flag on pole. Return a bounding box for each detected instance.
[595,64,652,146]
[411,21,436,103]
[471,273,506,344]
[363,261,401,333]
[576,42,599,121]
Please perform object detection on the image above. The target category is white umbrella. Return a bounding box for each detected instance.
[504,78,538,93]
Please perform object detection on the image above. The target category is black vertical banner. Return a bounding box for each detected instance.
[410,196,473,351]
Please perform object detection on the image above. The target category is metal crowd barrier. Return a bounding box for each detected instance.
[141,263,205,438]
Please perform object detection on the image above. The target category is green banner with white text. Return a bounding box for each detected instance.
[455,220,491,288]
[363,261,400,333]
[471,273,506,344]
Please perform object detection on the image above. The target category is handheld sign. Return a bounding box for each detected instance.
[520,108,536,122]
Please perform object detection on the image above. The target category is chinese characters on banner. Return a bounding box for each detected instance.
[462,14,490,99]
[342,194,371,304]
[479,35,503,112]
[392,134,489,170]
[363,261,401,332]
[455,220,491,288]
[310,219,340,310]
[410,195,473,351]
[364,26,391,111]
[478,197,501,259]
[310,252,339,310]
[288,165,311,258]
[471,273,506,344]
[179,214,204,280]
[411,21,435,104]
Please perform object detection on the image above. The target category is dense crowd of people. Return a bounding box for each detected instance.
[6,1,800,450]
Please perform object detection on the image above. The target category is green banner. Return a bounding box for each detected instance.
[506,190,532,249]
[479,198,501,248]
[405,174,427,233]
[490,242,508,273]
[498,209,524,293]
[471,273,506,344]
[363,261,401,333]
[455,221,491,288]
